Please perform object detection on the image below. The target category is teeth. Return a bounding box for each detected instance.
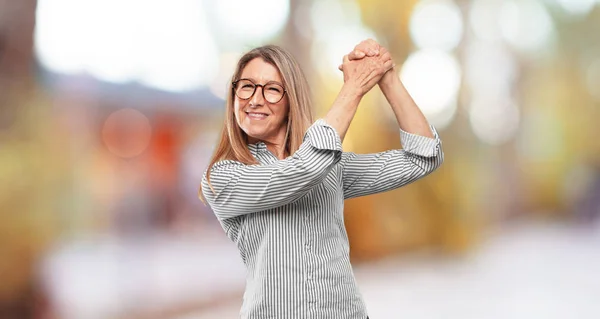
[247,112,268,119]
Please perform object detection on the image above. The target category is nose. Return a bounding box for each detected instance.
[249,86,265,107]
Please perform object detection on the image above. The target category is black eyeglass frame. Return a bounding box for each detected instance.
[232,78,287,104]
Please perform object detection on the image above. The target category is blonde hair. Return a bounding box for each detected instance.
[200,45,314,202]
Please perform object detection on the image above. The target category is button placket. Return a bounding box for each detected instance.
[303,208,316,310]
[305,237,313,281]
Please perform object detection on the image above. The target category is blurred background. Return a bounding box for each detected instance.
[1,0,600,318]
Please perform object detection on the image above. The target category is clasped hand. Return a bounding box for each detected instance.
[338,39,395,97]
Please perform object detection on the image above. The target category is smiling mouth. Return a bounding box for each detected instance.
[246,112,269,120]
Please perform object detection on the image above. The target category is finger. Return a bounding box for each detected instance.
[355,40,379,57]
[366,38,379,47]
[339,54,348,71]
[366,38,380,49]
[355,44,376,57]
[340,55,347,70]
[380,51,392,63]
[378,46,389,57]
[348,50,366,61]
[338,54,350,71]
[364,45,379,56]
[364,39,380,56]
[383,60,395,72]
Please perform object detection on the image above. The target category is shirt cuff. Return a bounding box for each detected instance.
[304,119,343,151]
[399,125,441,157]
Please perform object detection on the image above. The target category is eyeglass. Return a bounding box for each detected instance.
[232,78,286,104]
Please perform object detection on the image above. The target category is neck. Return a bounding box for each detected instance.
[267,143,287,159]
[248,136,288,160]
[247,123,289,160]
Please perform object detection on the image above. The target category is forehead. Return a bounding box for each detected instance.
[240,58,282,83]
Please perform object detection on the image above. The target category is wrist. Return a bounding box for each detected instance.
[340,82,365,101]
[379,68,400,92]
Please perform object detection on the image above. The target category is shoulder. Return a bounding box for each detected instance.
[205,160,245,174]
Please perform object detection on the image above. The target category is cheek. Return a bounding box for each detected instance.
[278,103,290,120]
[233,101,244,122]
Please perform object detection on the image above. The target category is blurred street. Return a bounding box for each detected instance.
[42,218,600,319]
[192,219,600,319]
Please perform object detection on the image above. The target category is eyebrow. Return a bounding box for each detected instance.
[239,78,284,86]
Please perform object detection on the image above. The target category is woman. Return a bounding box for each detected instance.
[200,39,443,319]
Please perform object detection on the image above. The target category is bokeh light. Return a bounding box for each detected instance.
[409,0,463,51]
[310,0,362,35]
[309,0,376,80]
[206,0,290,48]
[464,41,519,100]
[469,0,504,43]
[101,108,152,158]
[209,52,243,101]
[134,0,219,92]
[469,95,520,145]
[35,0,219,92]
[400,49,461,129]
[311,25,378,80]
[499,0,556,54]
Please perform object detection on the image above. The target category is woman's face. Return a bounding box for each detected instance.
[234,58,289,145]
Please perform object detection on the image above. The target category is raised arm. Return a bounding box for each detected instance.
[325,48,394,141]
[348,39,434,138]
[339,39,444,198]
[378,65,434,138]
[341,127,443,199]
[203,51,393,220]
[202,120,342,220]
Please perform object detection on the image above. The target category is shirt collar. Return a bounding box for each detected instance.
[247,141,268,156]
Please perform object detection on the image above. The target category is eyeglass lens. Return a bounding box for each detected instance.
[235,79,284,103]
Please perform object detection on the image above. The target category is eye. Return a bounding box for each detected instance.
[239,83,255,92]
[266,85,283,93]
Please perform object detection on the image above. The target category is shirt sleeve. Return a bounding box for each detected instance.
[341,125,444,199]
[201,119,342,221]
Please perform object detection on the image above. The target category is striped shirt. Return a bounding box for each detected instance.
[201,119,443,319]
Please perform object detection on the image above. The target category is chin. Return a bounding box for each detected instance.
[243,126,270,141]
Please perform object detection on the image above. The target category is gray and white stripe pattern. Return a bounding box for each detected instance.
[202,119,443,319]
